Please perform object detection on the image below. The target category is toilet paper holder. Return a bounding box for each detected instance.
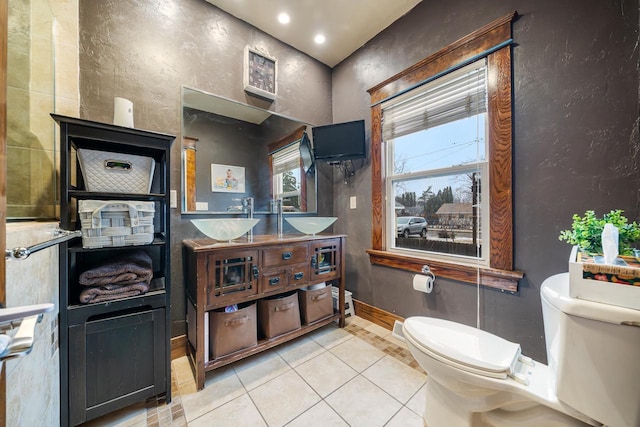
[421,265,435,280]
[413,265,436,293]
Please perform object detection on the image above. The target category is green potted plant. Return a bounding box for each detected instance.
[559,209,640,255]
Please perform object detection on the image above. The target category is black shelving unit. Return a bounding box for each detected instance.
[52,114,174,426]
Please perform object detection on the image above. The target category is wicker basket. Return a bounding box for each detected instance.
[77,149,155,194]
[79,200,155,248]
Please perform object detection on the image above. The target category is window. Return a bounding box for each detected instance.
[268,125,307,211]
[366,12,523,292]
[271,142,303,209]
[384,60,489,266]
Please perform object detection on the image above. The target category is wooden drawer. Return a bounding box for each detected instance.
[259,263,309,294]
[288,264,309,288]
[259,268,288,294]
[262,244,308,268]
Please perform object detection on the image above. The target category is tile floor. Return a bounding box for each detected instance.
[80,316,428,427]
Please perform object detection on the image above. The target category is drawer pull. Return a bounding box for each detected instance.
[104,159,132,171]
[252,265,259,279]
[293,272,304,280]
[269,277,281,286]
[312,292,329,301]
[225,316,249,326]
[282,251,292,260]
[275,302,294,312]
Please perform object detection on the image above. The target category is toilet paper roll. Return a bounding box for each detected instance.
[413,274,433,293]
[113,97,134,128]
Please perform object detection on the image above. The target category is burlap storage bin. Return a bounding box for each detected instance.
[298,285,334,324]
[209,302,257,358]
[258,292,301,339]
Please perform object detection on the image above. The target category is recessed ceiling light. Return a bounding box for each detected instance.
[278,13,290,24]
[314,34,326,44]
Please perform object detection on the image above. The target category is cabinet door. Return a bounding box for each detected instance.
[205,249,259,308]
[68,308,166,426]
[309,239,341,282]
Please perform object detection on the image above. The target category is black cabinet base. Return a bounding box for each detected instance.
[68,307,167,426]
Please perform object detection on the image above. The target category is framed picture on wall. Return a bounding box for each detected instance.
[243,46,277,100]
[212,164,245,193]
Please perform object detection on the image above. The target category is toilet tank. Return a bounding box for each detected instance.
[541,273,640,427]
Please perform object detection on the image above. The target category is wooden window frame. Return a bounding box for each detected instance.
[366,11,523,292]
[182,136,198,212]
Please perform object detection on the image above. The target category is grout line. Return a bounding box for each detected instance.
[343,322,425,374]
[143,316,423,426]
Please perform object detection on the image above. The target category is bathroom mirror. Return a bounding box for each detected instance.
[181,87,317,214]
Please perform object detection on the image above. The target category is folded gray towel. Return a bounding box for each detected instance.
[79,250,153,287]
[79,281,151,304]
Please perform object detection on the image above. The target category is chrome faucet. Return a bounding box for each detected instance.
[276,198,284,239]
[243,197,254,242]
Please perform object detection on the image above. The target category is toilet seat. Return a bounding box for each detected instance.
[403,317,522,379]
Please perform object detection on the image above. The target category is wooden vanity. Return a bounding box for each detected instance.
[183,234,346,390]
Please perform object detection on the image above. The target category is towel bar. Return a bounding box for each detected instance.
[5,228,82,261]
[0,303,53,362]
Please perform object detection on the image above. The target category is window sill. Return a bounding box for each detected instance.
[366,249,522,293]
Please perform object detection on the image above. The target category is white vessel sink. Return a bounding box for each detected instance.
[285,217,337,235]
[191,218,259,242]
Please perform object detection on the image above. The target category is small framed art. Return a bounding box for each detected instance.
[243,46,277,100]
[211,164,245,193]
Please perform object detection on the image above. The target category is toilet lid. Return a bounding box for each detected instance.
[403,317,521,376]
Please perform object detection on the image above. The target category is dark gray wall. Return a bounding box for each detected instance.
[331,0,640,362]
[79,0,333,336]
[79,0,640,362]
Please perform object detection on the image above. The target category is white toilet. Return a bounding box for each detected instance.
[402,273,640,427]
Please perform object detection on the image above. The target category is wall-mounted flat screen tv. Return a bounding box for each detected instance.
[299,132,314,174]
[312,119,365,162]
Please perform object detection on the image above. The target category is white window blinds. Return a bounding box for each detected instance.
[272,142,301,174]
[381,60,487,141]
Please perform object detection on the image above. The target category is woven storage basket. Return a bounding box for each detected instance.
[77,148,155,194]
[78,200,155,248]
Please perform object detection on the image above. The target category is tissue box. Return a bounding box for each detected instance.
[568,246,640,310]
